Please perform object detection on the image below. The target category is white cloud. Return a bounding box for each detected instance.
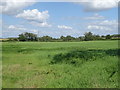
[30,21,52,27]
[16,9,49,22]
[87,25,112,31]
[0,0,36,15]
[88,20,118,26]
[8,25,16,29]
[58,25,73,30]
[98,20,118,26]
[87,20,118,32]
[79,0,119,12]
[8,25,27,31]
[16,9,51,27]
[83,13,105,20]
[2,24,39,38]
[0,0,119,15]
[8,25,38,33]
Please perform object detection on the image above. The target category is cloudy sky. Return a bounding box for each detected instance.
[0,0,119,38]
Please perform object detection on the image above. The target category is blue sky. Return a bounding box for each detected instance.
[1,1,118,38]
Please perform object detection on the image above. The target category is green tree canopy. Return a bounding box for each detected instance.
[106,34,112,40]
[84,32,94,41]
[18,32,37,41]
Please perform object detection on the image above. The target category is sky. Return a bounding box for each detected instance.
[0,0,119,38]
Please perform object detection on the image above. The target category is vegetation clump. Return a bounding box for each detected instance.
[52,49,119,65]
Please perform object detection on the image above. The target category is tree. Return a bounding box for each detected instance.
[60,36,64,39]
[39,36,52,42]
[78,36,84,41]
[18,32,37,41]
[61,35,75,41]
[84,32,94,41]
[60,36,65,41]
[106,34,112,40]
[93,35,102,40]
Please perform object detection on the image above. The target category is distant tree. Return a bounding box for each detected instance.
[106,34,112,40]
[39,36,52,42]
[93,35,102,40]
[17,32,118,42]
[18,32,37,41]
[18,33,26,41]
[8,38,19,41]
[60,36,65,41]
[84,32,94,41]
[60,36,64,39]
[75,36,84,41]
[101,35,105,38]
[110,34,120,40]
[63,35,75,41]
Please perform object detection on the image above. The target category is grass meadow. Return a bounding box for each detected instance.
[2,40,119,88]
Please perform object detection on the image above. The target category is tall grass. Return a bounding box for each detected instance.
[2,40,119,88]
[52,49,119,65]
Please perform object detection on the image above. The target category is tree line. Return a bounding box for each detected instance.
[4,32,120,42]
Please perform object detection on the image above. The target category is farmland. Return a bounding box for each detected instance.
[2,40,119,88]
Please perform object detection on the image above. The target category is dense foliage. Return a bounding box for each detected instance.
[52,49,119,65]
[2,32,120,42]
[18,32,38,41]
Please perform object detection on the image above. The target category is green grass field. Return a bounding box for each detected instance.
[2,40,119,88]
